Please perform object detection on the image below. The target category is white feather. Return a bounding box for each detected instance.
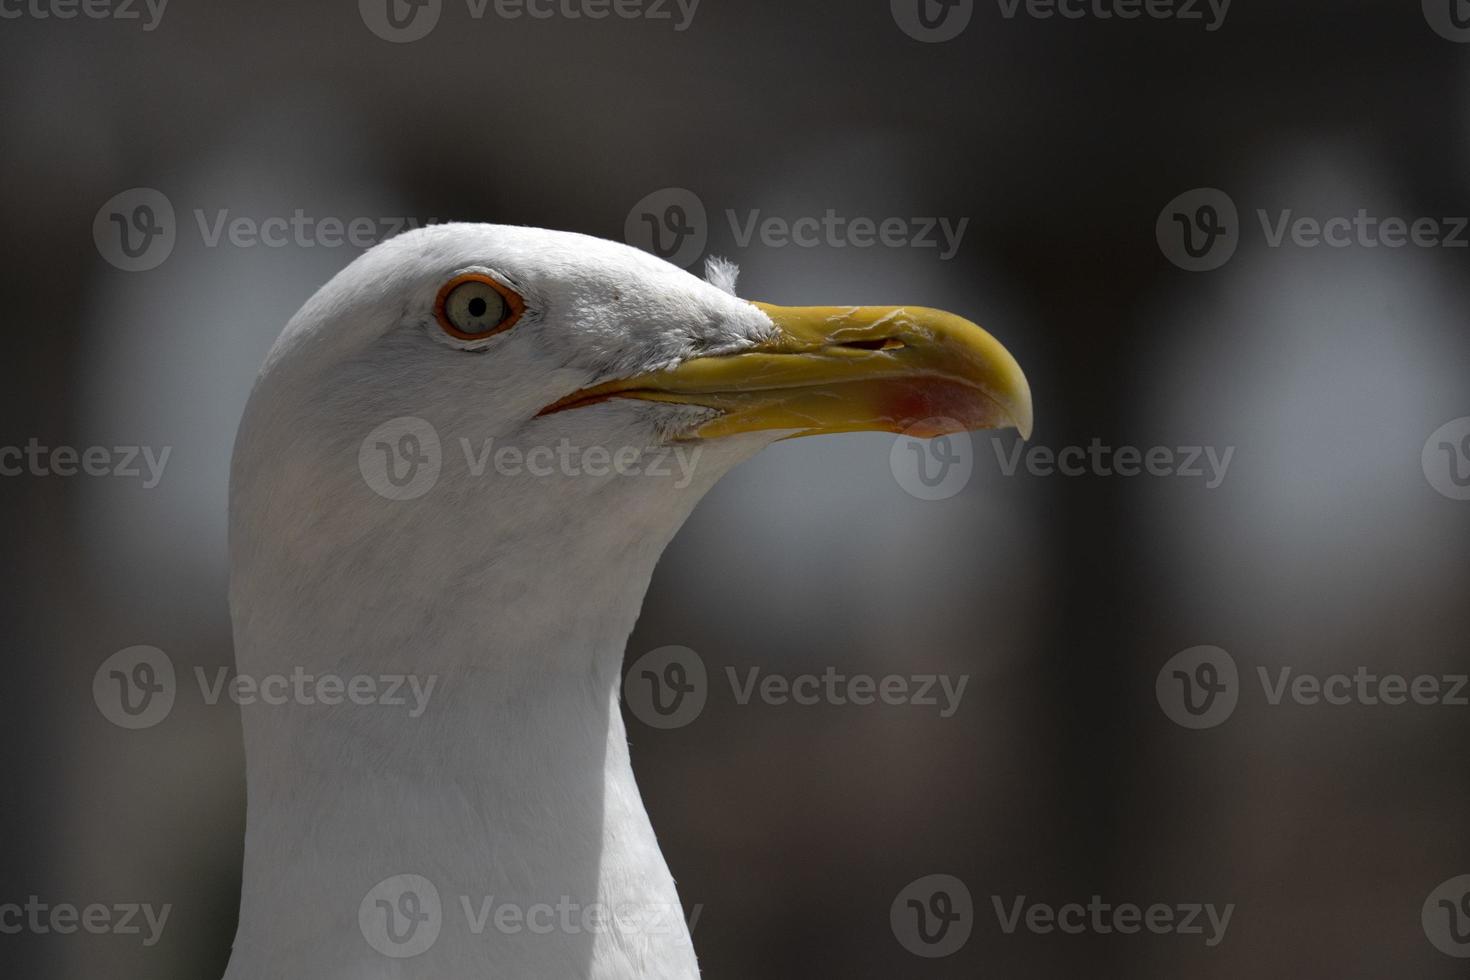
[223,225,782,980]
[702,255,740,297]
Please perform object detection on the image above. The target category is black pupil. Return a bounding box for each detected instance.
[467,296,489,318]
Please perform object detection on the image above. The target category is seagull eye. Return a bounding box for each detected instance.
[435,274,525,341]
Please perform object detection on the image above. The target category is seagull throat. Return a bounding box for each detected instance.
[226,477,716,980]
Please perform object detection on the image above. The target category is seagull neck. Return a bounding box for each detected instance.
[226,526,699,978]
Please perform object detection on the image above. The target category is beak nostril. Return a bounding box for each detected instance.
[839,338,906,352]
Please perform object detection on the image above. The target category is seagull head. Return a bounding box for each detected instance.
[230,222,1031,668]
[224,222,1034,979]
[242,221,1028,455]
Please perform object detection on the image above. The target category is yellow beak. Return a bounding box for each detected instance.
[540,303,1033,440]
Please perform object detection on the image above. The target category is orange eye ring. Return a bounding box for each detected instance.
[434,273,526,342]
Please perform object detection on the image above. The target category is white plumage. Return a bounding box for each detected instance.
[222,223,1029,979]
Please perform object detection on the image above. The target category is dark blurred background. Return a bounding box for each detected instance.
[3,0,1470,976]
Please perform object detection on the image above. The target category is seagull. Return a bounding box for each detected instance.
[222,223,1031,980]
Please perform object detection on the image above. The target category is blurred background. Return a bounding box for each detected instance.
[3,0,1470,976]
